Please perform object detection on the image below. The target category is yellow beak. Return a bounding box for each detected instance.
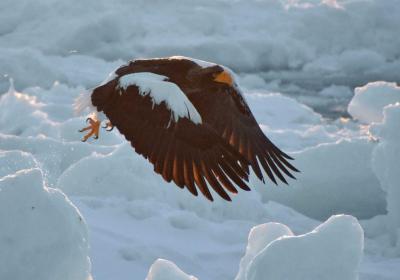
[213,70,234,86]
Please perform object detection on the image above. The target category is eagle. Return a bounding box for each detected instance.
[74,56,298,201]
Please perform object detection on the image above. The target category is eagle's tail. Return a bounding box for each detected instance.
[73,90,94,116]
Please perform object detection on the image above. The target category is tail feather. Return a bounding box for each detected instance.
[74,90,94,116]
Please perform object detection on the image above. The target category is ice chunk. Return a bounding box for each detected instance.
[258,138,386,220]
[0,133,115,186]
[244,215,364,280]
[370,103,400,245]
[0,150,37,178]
[57,143,166,200]
[235,223,293,280]
[348,81,400,124]
[0,82,54,137]
[0,168,91,280]
[245,93,322,130]
[146,259,198,280]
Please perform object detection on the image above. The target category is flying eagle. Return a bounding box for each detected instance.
[75,56,298,201]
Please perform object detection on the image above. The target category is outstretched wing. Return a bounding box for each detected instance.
[91,73,251,201]
[197,85,299,185]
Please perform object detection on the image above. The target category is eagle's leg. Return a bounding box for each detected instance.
[102,121,114,132]
[79,117,100,142]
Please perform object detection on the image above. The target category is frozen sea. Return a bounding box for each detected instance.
[1,0,400,279]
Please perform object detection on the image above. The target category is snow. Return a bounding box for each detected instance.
[245,215,364,280]
[118,72,202,124]
[0,168,91,280]
[1,0,400,279]
[348,82,400,124]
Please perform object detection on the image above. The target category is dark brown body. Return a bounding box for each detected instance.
[91,57,298,201]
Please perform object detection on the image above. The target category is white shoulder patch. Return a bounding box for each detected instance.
[118,72,202,125]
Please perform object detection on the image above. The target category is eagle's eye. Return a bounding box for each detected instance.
[213,70,234,86]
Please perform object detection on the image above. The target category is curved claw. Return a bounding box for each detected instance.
[79,118,100,142]
[102,121,114,132]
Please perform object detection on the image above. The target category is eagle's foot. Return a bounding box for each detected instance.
[102,121,114,132]
[79,117,100,142]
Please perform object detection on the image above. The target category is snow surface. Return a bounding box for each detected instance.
[118,72,202,124]
[1,0,400,279]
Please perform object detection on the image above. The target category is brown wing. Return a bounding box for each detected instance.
[194,85,299,185]
[90,78,251,201]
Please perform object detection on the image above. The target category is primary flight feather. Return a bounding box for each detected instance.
[75,56,299,201]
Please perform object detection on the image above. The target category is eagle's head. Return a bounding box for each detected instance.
[187,64,236,88]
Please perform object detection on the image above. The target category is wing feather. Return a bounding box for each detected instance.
[162,139,175,183]
[258,153,277,184]
[173,147,185,188]
[200,157,231,201]
[210,162,238,194]
[192,157,213,201]
[219,160,251,191]
[197,88,299,184]
[271,149,299,172]
[149,129,164,164]
[182,152,198,196]
[269,151,295,179]
[91,75,252,201]
[154,134,170,174]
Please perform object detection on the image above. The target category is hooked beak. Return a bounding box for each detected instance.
[213,70,234,86]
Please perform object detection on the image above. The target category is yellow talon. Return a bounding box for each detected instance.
[79,117,100,142]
